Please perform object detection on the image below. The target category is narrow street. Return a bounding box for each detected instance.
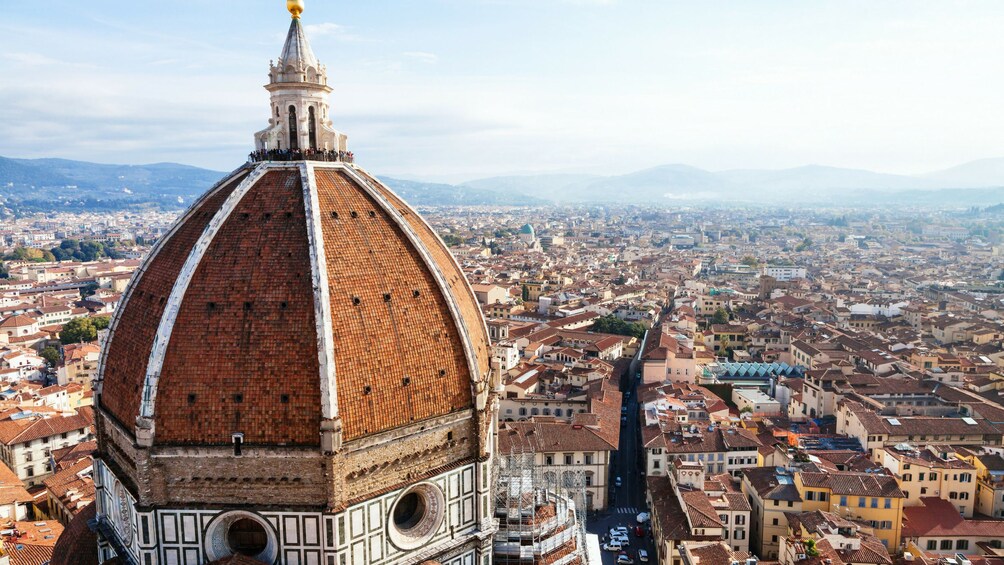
[587,368,654,564]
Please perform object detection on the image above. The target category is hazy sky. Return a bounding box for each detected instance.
[3,0,1004,182]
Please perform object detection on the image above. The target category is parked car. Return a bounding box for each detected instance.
[609,526,629,536]
[617,552,635,564]
[638,549,650,562]
[611,534,630,546]
[636,512,650,523]
[634,525,645,537]
[602,541,623,552]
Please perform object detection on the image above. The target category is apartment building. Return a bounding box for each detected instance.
[876,444,976,516]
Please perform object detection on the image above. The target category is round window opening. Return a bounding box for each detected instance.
[204,511,277,563]
[393,492,427,531]
[227,518,269,556]
[387,483,445,550]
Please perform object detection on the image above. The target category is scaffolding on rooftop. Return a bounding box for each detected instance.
[492,446,589,564]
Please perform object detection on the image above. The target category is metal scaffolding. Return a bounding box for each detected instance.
[492,446,589,564]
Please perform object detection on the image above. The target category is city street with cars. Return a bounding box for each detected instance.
[587,368,655,564]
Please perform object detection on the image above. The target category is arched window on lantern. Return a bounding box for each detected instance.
[308,106,317,150]
[288,105,299,150]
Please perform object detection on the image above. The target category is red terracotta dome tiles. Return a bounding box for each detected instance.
[100,169,249,433]
[314,169,471,441]
[154,169,322,445]
[353,169,490,377]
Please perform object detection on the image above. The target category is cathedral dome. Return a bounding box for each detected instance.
[98,163,490,447]
[91,6,499,564]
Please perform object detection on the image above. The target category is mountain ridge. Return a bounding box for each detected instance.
[2,155,1003,211]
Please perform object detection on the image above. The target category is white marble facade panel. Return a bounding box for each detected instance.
[95,459,483,564]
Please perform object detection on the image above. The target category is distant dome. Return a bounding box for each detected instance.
[519,223,535,235]
[98,164,490,447]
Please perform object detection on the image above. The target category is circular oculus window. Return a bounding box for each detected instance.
[387,483,446,550]
[204,511,278,563]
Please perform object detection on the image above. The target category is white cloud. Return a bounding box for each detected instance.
[402,51,438,64]
[304,22,368,43]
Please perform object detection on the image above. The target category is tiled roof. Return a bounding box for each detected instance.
[48,504,98,565]
[498,420,616,453]
[902,497,1003,537]
[1,519,63,565]
[743,466,802,502]
[0,409,93,446]
[798,471,904,498]
[679,489,723,529]
[153,169,323,445]
[0,315,36,328]
[315,168,483,440]
[0,460,32,505]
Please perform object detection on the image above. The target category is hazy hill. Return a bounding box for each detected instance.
[574,164,732,202]
[718,164,942,193]
[0,156,223,211]
[463,173,599,200]
[922,157,1004,188]
[0,156,546,213]
[461,159,1004,206]
[4,154,1004,212]
[380,177,546,206]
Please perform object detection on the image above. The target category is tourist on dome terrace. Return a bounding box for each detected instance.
[248,148,354,163]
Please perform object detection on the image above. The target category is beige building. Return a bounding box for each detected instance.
[497,418,617,510]
[796,470,905,551]
[648,461,752,565]
[470,283,508,305]
[957,449,1004,519]
[779,510,892,565]
[876,444,976,516]
[57,343,101,386]
[901,496,1003,556]
[742,466,803,560]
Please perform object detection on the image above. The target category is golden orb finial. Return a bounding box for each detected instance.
[287,0,304,19]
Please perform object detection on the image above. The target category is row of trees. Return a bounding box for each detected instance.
[2,247,56,263]
[60,316,110,344]
[50,239,125,261]
[1,239,126,265]
[591,315,647,339]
